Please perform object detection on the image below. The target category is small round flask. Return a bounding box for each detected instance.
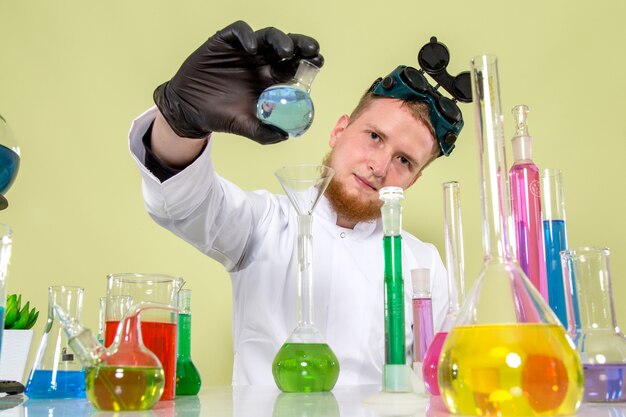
[562,247,626,402]
[256,60,320,137]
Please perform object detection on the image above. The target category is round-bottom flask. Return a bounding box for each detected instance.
[563,247,626,402]
[256,60,319,137]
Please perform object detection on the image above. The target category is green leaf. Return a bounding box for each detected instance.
[10,301,30,329]
[25,309,39,330]
[4,305,18,327]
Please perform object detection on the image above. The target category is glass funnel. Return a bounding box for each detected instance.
[423,181,466,396]
[562,247,626,402]
[272,164,339,392]
[0,114,21,210]
[256,60,320,137]
[437,55,583,416]
[25,286,86,399]
[54,302,173,411]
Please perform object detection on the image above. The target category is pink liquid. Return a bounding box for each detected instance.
[510,162,548,301]
[412,297,434,362]
[422,331,448,395]
[105,320,177,401]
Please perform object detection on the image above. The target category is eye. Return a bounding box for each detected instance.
[369,131,380,141]
[398,156,410,166]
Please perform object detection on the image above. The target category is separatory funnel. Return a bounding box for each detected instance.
[437,55,583,416]
[256,60,320,137]
[272,164,339,392]
[54,302,176,411]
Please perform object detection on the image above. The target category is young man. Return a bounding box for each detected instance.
[129,21,461,386]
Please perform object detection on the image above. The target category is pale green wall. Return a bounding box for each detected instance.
[1,1,625,386]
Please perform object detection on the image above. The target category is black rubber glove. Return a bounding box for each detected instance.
[154,20,324,145]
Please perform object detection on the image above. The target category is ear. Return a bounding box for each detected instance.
[329,114,350,148]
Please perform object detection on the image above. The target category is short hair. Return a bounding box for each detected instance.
[348,91,437,147]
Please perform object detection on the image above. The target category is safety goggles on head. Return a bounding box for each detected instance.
[369,37,472,157]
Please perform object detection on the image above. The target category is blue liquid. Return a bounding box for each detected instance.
[256,86,314,137]
[0,306,4,357]
[0,143,20,194]
[25,369,86,399]
[543,220,579,329]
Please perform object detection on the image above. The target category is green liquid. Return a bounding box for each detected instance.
[85,365,164,411]
[383,235,405,364]
[176,312,202,395]
[272,343,340,392]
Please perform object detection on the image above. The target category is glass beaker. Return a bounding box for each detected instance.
[272,165,339,393]
[0,114,21,210]
[437,55,583,416]
[423,181,466,396]
[176,288,202,395]
[256,60,320,137]
[0,223,12,357]
[25,285,86,399]
[106,273,184,401]
[563,247,626,402]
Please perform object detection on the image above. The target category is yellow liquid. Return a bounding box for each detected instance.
[439,324,583,416]
[86,366,165,411]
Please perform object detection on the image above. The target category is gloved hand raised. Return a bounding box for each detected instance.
[154,20,324,145]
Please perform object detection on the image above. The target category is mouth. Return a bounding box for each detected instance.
[353,174,378,192]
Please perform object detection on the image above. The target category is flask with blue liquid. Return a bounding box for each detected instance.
[256,60,320,137]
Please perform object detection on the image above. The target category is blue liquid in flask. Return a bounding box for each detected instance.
[25,369,86,399]
[0,143,20,194]
[257,86,314,137]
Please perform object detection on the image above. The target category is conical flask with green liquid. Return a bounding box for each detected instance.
[437,55,583,416]
[272,164,340,392]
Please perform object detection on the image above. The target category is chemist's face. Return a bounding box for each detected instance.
[324,98,438,226]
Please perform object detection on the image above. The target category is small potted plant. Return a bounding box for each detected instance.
[1,294,39,382]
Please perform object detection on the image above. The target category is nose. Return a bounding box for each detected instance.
[368,152,391,178]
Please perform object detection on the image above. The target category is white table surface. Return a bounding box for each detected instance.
[1,385,625,417]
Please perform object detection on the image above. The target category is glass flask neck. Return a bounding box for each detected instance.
[571,247,619,332]
[472,55,516,262]
[292,60,320,93]
[297,214,314,327]
[511,104,534,162]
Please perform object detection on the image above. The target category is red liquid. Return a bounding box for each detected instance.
[422,331,448,395]
[105,320,177,401]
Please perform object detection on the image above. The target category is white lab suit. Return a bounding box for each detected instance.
[129,107,449,386]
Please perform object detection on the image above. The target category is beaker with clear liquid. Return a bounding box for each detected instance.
[272,165,339,392]
[55,301,173,410]
[562,247,626,402]
[256,60,319,137]
[437,55,583,416]
[25,285,86,399]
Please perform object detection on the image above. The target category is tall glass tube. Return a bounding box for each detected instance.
[411,268,434,364]
[423,181,465,395]
[509,105,548,301]
[541,169,578,332]
[380,186,410,393]
[438,55,583,416]
[176,289,202,395]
